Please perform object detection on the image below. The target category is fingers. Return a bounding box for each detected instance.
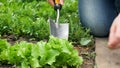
[108,17,117,49]
[108,14,120,49]
[115,18,120,40]
[60,0,64,5]
[48,0,64,6]
[48,0,54,6]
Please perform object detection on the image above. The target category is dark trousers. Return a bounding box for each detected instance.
[78,0,118,37]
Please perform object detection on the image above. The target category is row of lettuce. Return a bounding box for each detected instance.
[0,36,83,68]
[0,0,94,46]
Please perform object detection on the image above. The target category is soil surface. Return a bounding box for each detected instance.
[0,34,95,68]
[74,45,95,68]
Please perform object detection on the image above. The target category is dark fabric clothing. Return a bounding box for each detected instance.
[78,0,118,37]
[115,0,120,12]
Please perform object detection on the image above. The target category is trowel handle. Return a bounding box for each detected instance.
[55,0,60,4]
[54,0,62,10]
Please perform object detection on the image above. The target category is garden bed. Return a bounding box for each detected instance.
[0,0,95,68]
[74,45,95,68]
[0,35,95,68]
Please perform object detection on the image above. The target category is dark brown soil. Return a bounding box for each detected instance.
[0,34,95,68]
[74,45,95,68]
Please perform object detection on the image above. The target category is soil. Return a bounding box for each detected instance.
[0,34,95,68]
[74,45,95,68]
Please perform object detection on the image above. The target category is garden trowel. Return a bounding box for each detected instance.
[49,0,69,40]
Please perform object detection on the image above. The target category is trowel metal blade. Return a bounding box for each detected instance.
[49,19,69,40]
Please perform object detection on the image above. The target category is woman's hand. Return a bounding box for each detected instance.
[48,0,64,6]
[108,13,120,49]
